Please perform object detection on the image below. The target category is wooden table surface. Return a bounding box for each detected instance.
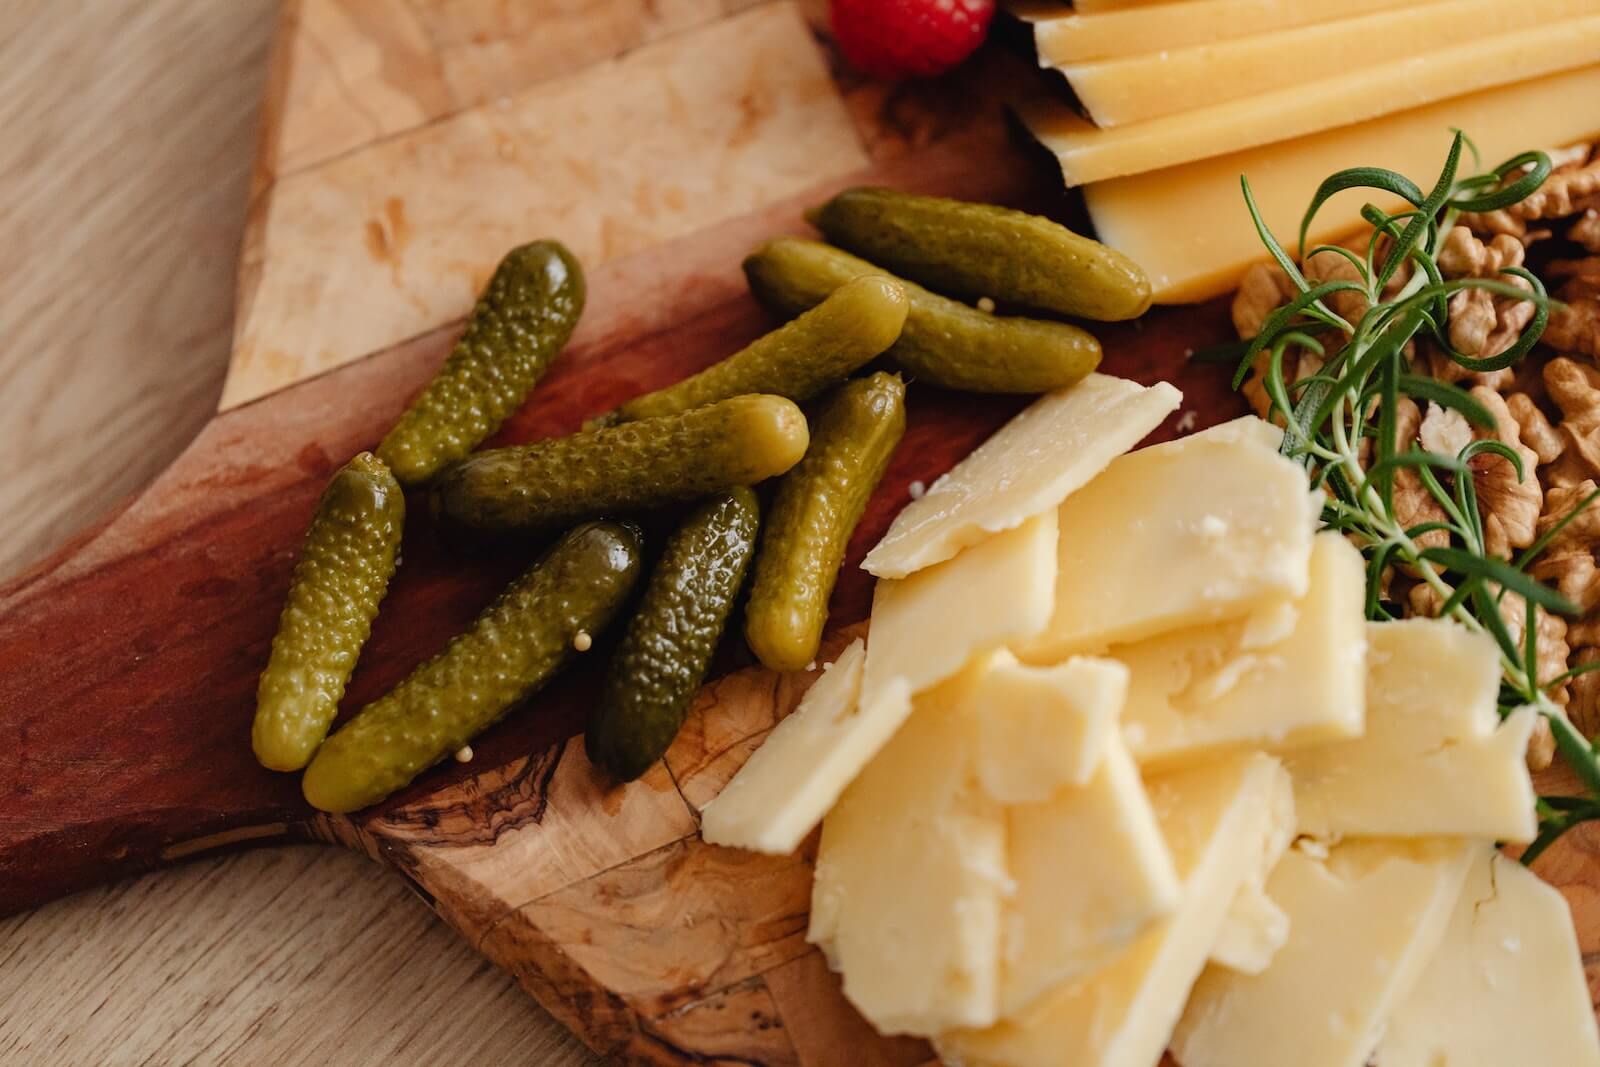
[0,3,598,1063]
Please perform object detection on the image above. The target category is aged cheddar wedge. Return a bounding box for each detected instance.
[864,375,1180,579]
[1113,531,1366,768]
[1172,838,1475,1067]
[1021,16,1600,185]
[700,639,912,855]
[974,651,1127,804]
[1283,618,1538,842]
[1016,417,1318,662]
[1374,849,1600,1067]
[1083,65,1600,302]
[937,752,1293,1067]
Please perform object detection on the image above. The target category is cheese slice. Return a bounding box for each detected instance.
[809,666,1009,1035]
[974,651,1128,804]
[1283,618,1538,843]
[863,375,1180,579]
[862,511,1056,707]
[1210,772,1295,976]
[1172,838,1475,1067]
[700,639,913,855]
[1114,531,1366,768]
[1083,65,1600,303]
[1016,417,1318,662]
[937,752,1293,1067]
[1374,849,1600,1067]
[1021,16,1600,186]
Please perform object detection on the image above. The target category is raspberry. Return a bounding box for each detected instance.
[830,0,996,81]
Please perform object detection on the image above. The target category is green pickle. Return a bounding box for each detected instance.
[377,240,585,487]
[743,238,1101,394]
[302,521,642,813]
[253,452,405,772]
[746,373,906,672]
[807,187,1151,322]
[587,489,760,781]
[434,394,808,534]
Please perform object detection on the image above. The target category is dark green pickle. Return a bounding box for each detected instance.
[587,489,760,781]
[301,521,642,813]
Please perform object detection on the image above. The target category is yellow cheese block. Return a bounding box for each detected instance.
[1113,531,1366,768]
[1210,776,1295,976]
[863,374,1180,579]
[1057,0,1591,127]
[1022,16,1600,186]
[1283,618,1538,843]
[936,752,1293,1067]
[1172,838,1475,1067]
[1084,65,1600,303]
[1374,849,1600,1067]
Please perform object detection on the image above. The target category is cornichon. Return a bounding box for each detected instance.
[807,187,1152,321]
[743,238,1101,394]
[745,373,905,672]
[252,452,405,772]
[377,240,585,486]
[301,521,642,813]
[602,275,908,424]
[587,489,760,781]
[433,394,808,534]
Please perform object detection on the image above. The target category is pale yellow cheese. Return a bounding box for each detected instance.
[864,374,1180,579]
[1083,66,1600,303]
[1021,17,1600,186]
[862,512,1056,707]
[937,752,1293,1067]
[1374,849,1600,1067]
[1283,618,1538,843]
[1210,773,1295,976]
[1016,417,1319,662]
[1114,531,1366,768]
[1172,838,1475,1067]
[700,639,912,855]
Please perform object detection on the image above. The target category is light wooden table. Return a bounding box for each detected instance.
[0,4,598,1063]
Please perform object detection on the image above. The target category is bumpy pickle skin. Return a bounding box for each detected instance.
[587,489,761,781]
[807,187,1152,321]
[745,373,906,672]
[606,275,908,424]
[252,452,404,772]
[376,240,585,487]
[743,237,1102,394]
[433,394,809,534]
[301,521,642,813]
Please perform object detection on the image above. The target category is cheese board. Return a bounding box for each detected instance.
[4,2,1599,1064]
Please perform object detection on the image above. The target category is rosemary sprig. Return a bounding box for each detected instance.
[1231,132,1600,860]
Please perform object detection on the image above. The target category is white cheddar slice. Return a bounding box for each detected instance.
[1283,618,1538,842]
[1114,531,1366,768]
[974,651,1127,804]
[863,375,1180,579]
[1210,769,1295,976]
[1017,417,1318,661]
[862,512,1056,707]
[700,640,912,855]
[1172,838,1475,1067]
[809,667,1009,1035]
[938,752,1293,1067]
[1374,849,1600,1067]
[1000,733,1180,1016]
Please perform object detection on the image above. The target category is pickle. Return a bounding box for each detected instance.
[745,373,905,672]
[377,240,585,487]
[434,394,808,534]
[604,276,907,424]
[743,238,1101,394]
[807,187,1151,321]
[252,452,405,772]
[301,521,642,813]
[587,489,760,781]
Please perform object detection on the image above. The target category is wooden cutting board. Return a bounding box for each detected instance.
[3,2,1597,1063]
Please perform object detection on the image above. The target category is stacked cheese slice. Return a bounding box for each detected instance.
[1008,0,1600,302]
[701,373,1600,1067]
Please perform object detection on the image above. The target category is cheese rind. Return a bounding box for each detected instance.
[974,651,1128,804]
[863,375,1180,579]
